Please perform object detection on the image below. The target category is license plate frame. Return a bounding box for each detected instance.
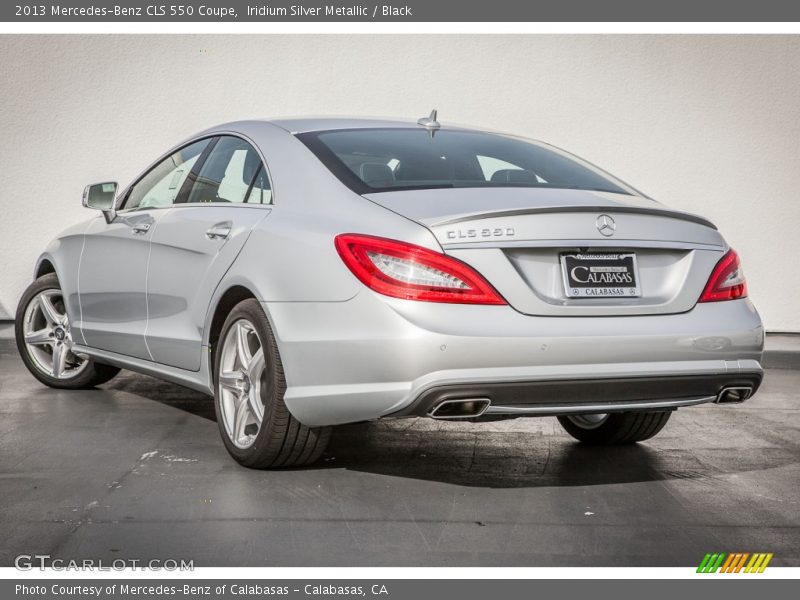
[560,252,641,298]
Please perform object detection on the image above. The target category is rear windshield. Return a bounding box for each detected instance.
[297,128,635,195]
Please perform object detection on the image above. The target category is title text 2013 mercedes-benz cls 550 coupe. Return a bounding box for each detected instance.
[15,114,764,468]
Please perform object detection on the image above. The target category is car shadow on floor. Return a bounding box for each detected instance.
[108,371,217,420]
[104,372,686,488]
[323,422,672,488]
[105,371,789,489]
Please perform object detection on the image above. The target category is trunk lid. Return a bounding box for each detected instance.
[364,188,726,316]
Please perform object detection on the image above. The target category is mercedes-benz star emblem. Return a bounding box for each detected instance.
[596,214,616,237]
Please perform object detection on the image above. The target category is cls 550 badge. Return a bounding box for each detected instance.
[446,227,515,240]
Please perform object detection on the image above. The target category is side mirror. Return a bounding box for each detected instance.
[82,182,118,223]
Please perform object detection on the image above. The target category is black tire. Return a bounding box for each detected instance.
[557,411,672,445]
[212,298,331,469]
[15,273,121,389]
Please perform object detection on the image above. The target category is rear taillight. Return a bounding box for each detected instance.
[699,248,748,303]
[334,234,506,305]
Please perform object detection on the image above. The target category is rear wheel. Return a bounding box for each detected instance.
[15,273,120,389]
[557,411,671,444]
[213,299,331,468]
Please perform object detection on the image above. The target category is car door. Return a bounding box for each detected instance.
[77,138,212,359]
[145,135,272,371]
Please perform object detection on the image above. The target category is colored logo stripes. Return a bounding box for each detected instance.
[697,552,773,573]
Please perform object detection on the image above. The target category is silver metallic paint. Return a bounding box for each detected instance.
[145,204,269,370]
[266,294,762,425]
[78,211,159,359]
[34,117,764,426]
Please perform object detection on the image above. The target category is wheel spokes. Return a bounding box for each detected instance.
[52,343,68,377]
[246,347,266,422]
[218,318,268,449]
[39,293,63,326]
[246,347,264,382]
[235,322,252,368]
[22,288,86,380]
[25,328,53,346]
[232,393,251,443]
[219,370,245,394]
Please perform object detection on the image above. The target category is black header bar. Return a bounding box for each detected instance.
[4,1,800,22]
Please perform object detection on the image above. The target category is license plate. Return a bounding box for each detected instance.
[560,253,640,298]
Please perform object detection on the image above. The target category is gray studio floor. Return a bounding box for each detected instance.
[0,327,798,567]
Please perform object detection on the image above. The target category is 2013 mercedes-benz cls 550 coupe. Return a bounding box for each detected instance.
[15,115,764,468]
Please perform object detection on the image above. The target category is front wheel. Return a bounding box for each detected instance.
[15,273,120,389]
[557,411,672,444]
[213,299,331,468]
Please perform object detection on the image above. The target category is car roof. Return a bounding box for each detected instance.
[263,116,474,134]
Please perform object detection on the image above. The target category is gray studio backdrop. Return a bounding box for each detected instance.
[0,35,797,329]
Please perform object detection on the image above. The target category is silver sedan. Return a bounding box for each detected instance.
[15,114,764,468]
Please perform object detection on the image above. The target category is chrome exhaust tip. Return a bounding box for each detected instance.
[428,398,491,419]
[715,386,753,404]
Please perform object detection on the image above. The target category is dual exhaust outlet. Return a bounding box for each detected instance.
[427,386,754,419]
[428,398,491,419]
[715,386,753,404]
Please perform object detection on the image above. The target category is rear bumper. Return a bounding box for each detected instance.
[265,295,765,426]
[394,371,763,419]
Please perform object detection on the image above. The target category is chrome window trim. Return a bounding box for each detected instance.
[116,130,276,214]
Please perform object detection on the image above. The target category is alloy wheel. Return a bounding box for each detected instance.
[217,319,267,449]
[567,413,609,430]
[21,289,88,379]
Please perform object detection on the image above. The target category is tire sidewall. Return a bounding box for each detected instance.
[558,411,671,445]
[14,274,98,389]
[212,299,284,467]
[558,413,625,444]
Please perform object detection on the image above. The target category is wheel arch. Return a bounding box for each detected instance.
[31,247,82,336]
[206,284,260,357]
[34,256,57,280]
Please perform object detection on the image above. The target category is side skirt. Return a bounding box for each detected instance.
[72,343,214,396]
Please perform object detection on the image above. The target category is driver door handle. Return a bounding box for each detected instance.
[131,223,151,234]
[206,221,232,240]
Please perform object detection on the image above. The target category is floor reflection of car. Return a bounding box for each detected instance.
[15,114,764,468]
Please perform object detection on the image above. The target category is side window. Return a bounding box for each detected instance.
[124,139,209,210]
[245,166,273,204]
[184,136,269,204]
